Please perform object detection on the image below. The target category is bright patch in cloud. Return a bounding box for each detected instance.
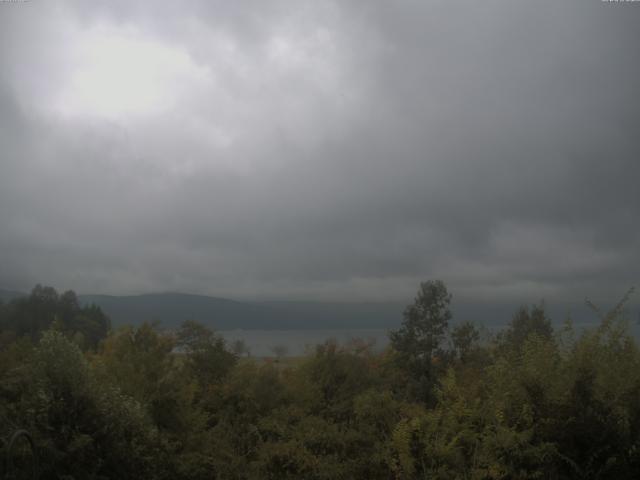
[56,28,209,119]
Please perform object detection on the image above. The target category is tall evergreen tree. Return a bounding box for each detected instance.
[389,279,452,403]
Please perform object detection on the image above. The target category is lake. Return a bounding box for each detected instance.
[220,320,640,357]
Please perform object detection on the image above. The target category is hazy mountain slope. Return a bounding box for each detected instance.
[79,293,405,330]
[79,293,273,329]
[6,288,628,331]
[0,289,26,303]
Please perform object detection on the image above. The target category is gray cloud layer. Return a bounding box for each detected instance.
[1,0,639,303]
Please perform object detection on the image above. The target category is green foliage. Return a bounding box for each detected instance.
[451,320,481,361]
[497,303,553,355]
[0,330,161,479]
[390,280,452,358]
[0,285,110,349]
[176,320,237,389]
[389,279,453,403]
[1,282,640,479]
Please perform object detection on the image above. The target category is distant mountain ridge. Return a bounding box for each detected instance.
[2,288,404,330]
[78,292,405,330]
[3,288,629,331]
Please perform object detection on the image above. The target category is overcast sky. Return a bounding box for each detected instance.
[1,0,639,304]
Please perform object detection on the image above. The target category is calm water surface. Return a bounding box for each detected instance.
[220,321,640,357]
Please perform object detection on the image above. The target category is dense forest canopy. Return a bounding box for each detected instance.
[0,285,110,349]
[1,282,639,479]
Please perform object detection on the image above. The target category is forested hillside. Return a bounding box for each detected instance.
[78,293,404,330]
[2,289,405,330]
[1,282,639,479]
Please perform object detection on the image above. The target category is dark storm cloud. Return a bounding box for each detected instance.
[0,0,638,303]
